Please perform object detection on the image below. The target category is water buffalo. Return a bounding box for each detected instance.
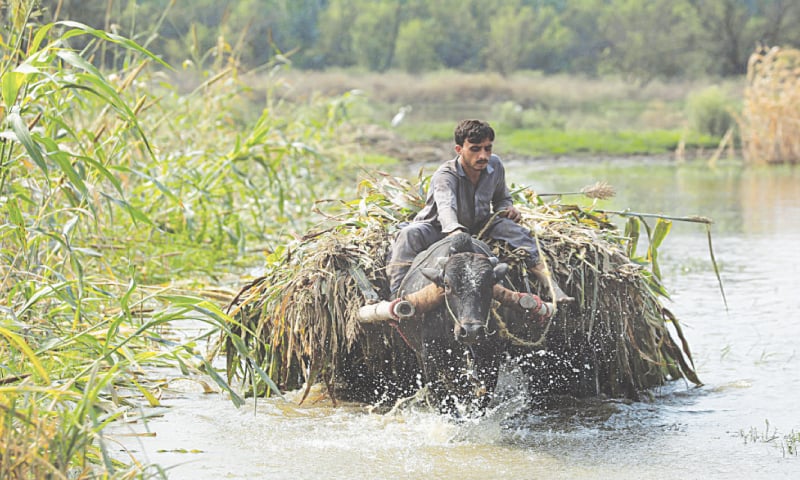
[357,232,551,413]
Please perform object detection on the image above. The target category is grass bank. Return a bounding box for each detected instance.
[263,70,738,159]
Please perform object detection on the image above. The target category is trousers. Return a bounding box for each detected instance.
[386,216,539,294]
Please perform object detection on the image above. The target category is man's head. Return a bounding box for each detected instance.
[454,120,495,174]
[454,119,495,147]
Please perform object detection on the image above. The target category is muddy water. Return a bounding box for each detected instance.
[114,158,800,479]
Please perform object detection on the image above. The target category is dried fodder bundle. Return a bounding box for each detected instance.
[739,46,800,164]
[480,197,700,399]
[224,172,701,403]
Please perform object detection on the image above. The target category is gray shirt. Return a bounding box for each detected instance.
[413,155,514,234]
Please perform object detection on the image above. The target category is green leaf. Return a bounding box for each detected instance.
[39,135,88,197]
[126,167,184,208]
[647,219,672,279]
[651,218,672,250]
[624,216,640,258]
[57,20,171,69]
[99,192,155,226]
[2,70,26,109]
[8,106,47,173]
[0,326,51,384]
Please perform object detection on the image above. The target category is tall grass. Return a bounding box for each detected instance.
[738,46,800,164]
[1,2,355,477]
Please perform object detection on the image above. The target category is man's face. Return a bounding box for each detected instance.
[456,138,492,173]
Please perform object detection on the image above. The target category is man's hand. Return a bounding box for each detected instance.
[499,206,522,223]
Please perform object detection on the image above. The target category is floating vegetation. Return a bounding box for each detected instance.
[739,46,800,164]
[224,172,703,407]
[738,419,800,457]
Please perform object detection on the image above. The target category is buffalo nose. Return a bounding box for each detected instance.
[458,323,485,343]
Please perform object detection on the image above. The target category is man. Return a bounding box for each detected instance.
[387,119,572,303]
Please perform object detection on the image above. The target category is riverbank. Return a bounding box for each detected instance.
[346,122,724,168]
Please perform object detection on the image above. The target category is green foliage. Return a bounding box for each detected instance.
[34,0,800,79]
[595,0,700,83]
[502,128,718,156]
[686,85,738,137]
[394,19,440,73]
[312,0,358,67]
[485,2,571,75]
[350,1,402,71]
[486,2,538,75]
[1,3,359,476]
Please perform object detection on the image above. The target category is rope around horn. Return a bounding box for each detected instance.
[491,307,551,348]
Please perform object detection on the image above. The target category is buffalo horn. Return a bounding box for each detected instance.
[358,299,415,323]
[401,283,445,314]
[492,284,554,318]
[357,283,445,323]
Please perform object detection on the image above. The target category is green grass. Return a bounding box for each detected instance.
[393,121,719,157]
[502,128,719,156]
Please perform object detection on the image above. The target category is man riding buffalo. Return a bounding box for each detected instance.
[387,119,572,304]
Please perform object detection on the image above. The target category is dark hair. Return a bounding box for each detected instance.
[454,119,495,146]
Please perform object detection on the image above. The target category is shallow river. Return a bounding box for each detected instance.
[114,157,800,479]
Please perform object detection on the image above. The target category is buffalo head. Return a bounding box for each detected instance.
[420,251,508,344]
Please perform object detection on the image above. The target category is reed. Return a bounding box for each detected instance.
[1,2,355,476]
[738,46,800,164]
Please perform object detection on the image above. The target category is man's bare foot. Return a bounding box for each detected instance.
[528,261,574,303]
[551,282,575,304]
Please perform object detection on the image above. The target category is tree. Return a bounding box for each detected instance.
[486,2,538,75]
[594,0,700,84]
[394,18,441,73]
[558,0,613,75]
[427,0,487,70]
[685,0,800,75]
[350,0,404,71]
[313,0,359,68]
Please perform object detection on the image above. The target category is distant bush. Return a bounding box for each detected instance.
[394,19,440,73]
[492,101,566,130]
[686,85,737,137]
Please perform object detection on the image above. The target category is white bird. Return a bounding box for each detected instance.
[391,105,412,128]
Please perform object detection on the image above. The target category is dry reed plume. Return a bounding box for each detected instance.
[739,46,800,164]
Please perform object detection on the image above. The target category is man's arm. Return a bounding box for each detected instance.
[491,159,521,222]
[431,170,466,233]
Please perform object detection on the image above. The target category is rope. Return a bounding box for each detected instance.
[492,308,551,348]
[388,319,415,351]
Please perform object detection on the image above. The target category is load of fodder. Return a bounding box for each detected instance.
[223,172,702,405]
[739,46,800,164]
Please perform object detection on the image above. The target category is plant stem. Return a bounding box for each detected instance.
[596,209,713,224]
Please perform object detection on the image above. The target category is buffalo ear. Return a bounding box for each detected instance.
[421,267,443,286]
[493,263,509,282]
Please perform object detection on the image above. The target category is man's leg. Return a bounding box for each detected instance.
[483,217,573,303]
[387,222,444,296]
